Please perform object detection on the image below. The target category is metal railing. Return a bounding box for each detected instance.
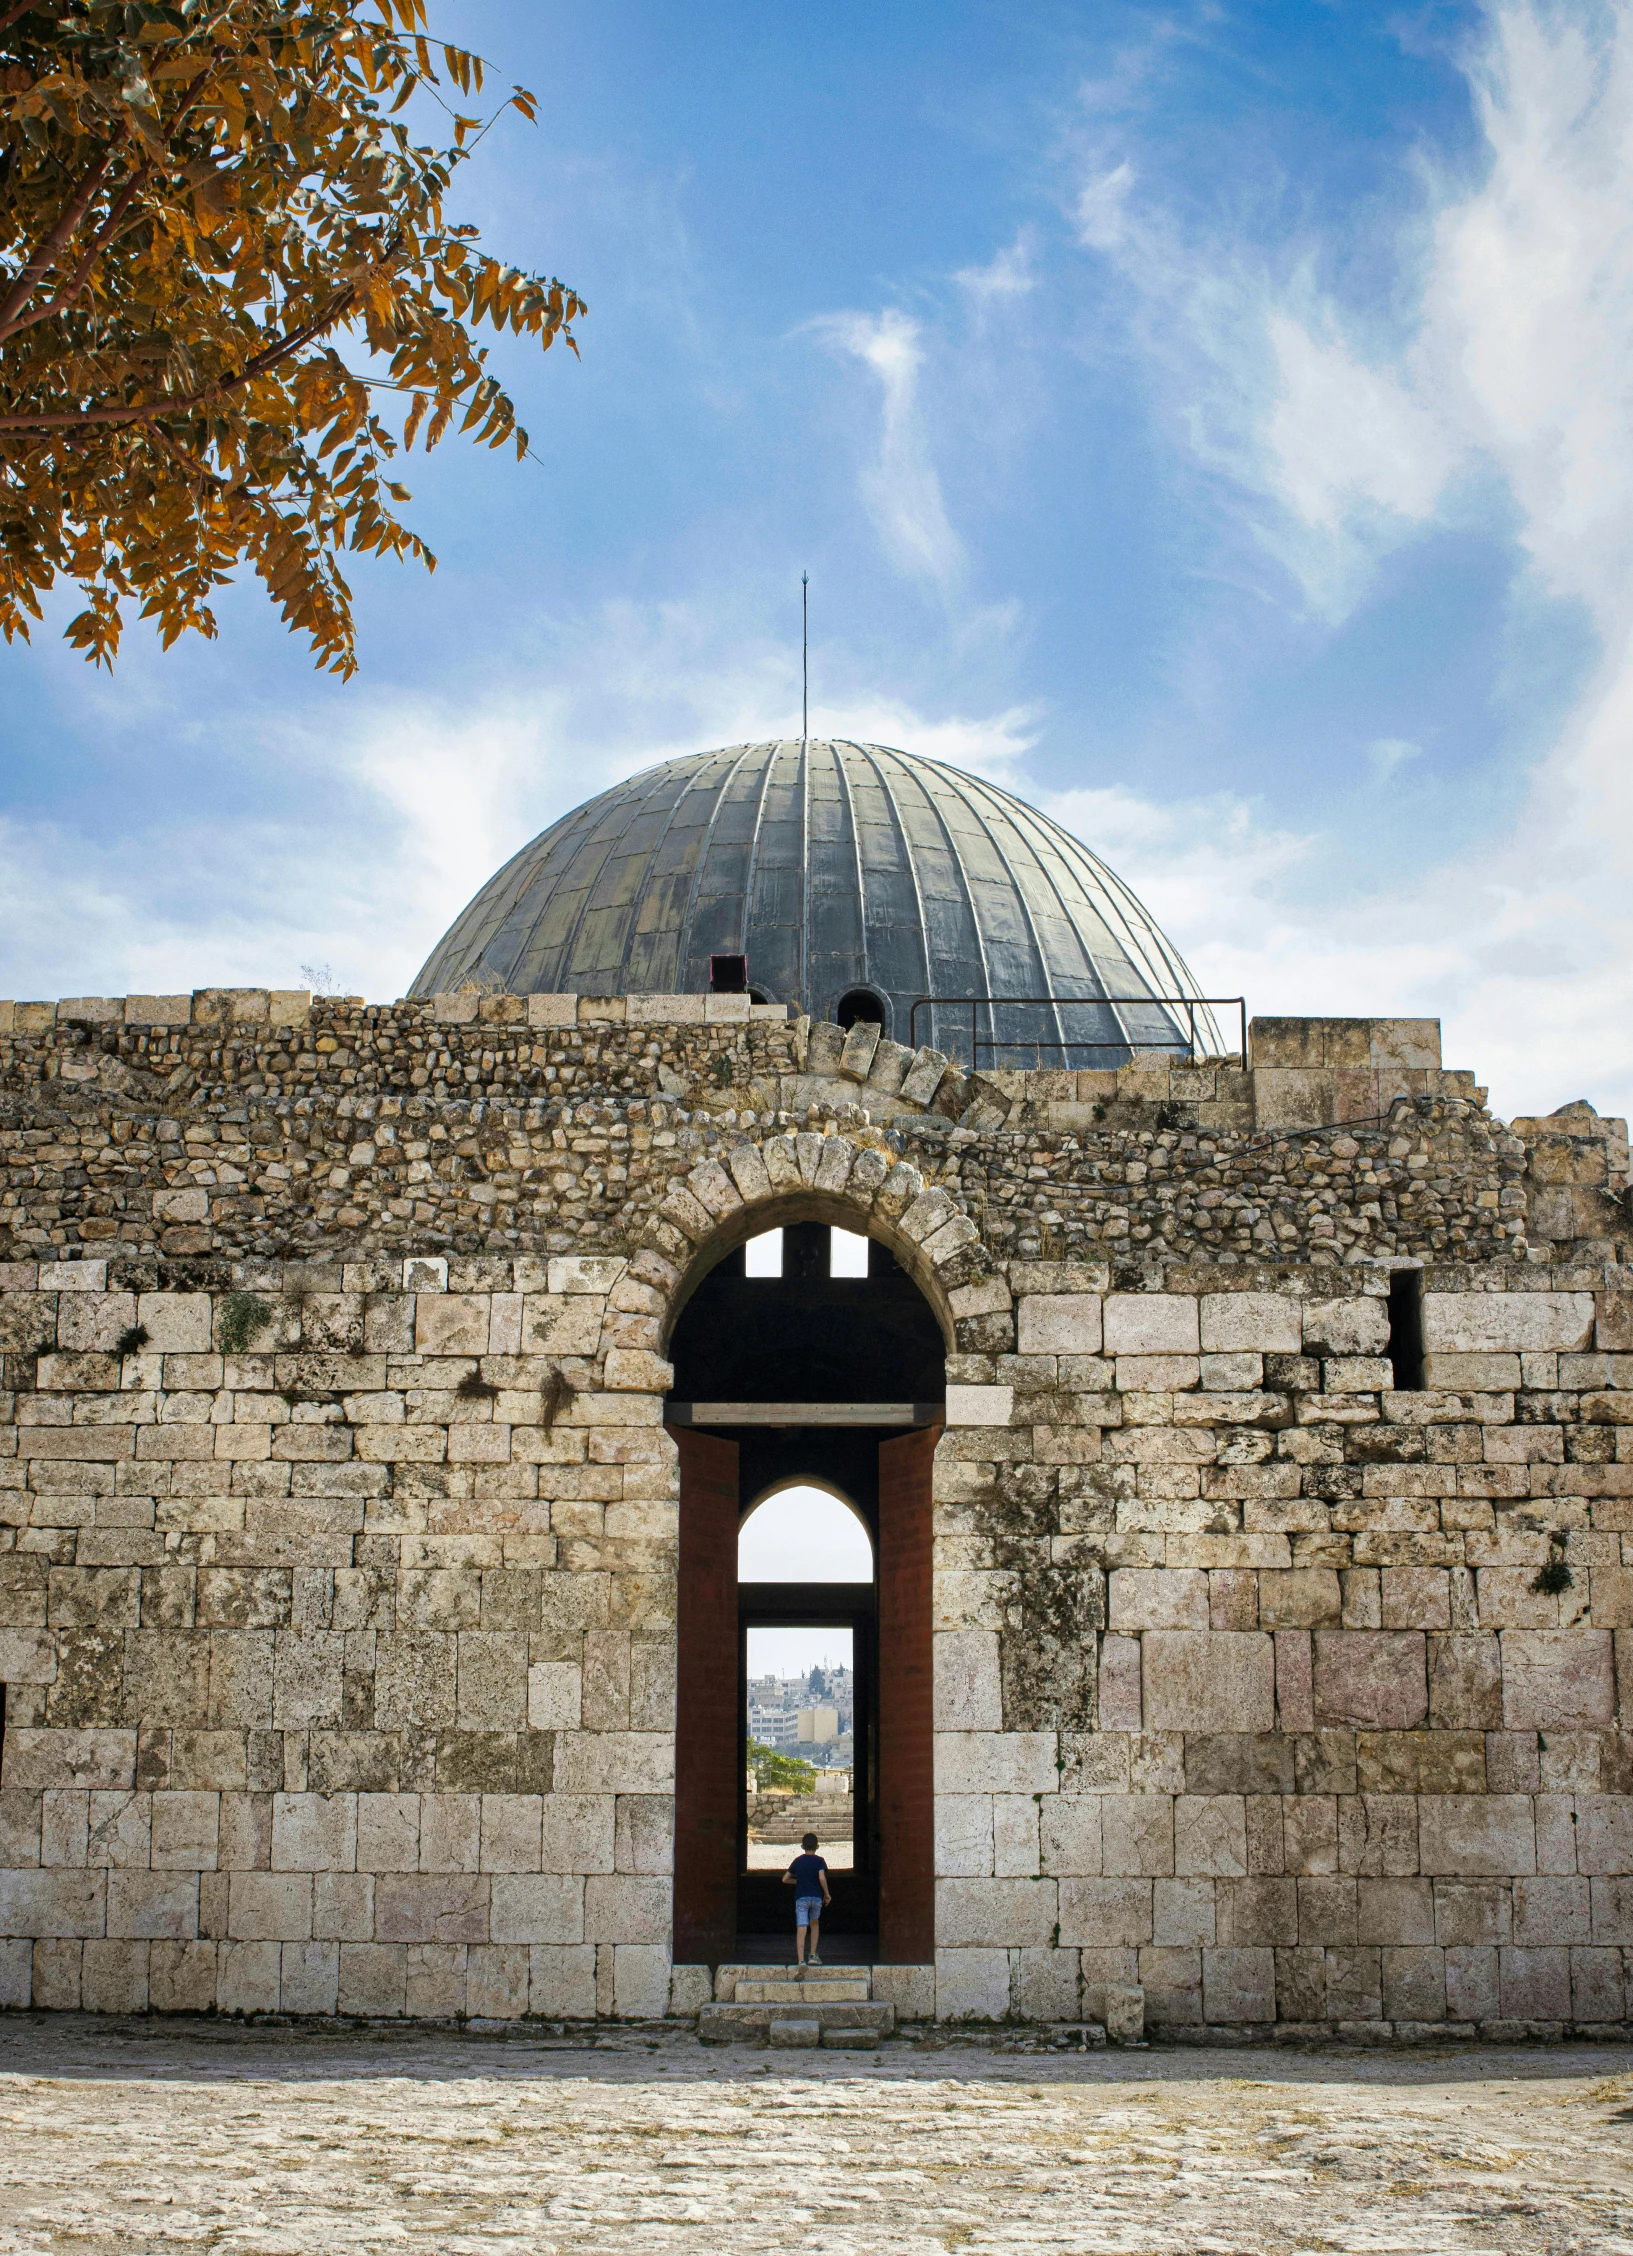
[906,994,1247,1070]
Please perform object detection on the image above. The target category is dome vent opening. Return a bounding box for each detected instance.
[836,987,889,1034]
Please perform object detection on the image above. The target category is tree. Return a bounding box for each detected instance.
[746,1741,816,1793]
[0,0,584,675]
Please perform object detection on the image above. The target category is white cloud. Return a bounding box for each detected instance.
[1260,310,1454,547]
[809,308,965,586]
[1074,161,1135,253]
[956,232,1038,301]
[1056,0,1633,1127]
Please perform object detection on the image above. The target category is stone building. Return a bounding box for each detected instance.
[1,739,1630,2040]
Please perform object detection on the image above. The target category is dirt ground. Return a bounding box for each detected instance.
[0,2018,1630,2253]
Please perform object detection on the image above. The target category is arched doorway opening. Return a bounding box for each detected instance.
[667,1216,944,1969]
[739,1485,873,1949]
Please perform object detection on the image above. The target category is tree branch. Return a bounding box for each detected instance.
[0,142,119,340]
[0,1,51,37]
[0,277,361,429]
[4,163,150,340]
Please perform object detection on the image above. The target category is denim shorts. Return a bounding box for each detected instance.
[794,1895,823,1926]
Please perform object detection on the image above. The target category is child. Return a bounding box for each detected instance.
[782,1831,832,1966]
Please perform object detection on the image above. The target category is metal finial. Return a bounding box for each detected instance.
[801,571,808,752]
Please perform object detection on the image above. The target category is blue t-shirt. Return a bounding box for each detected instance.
[788,1853,828,1894]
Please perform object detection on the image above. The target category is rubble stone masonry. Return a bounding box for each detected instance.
[0,987,1630,2038]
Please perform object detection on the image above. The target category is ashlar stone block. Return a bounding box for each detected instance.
[1422,1292,1595,1354]
[338,1942,406,2016]
[1202,1946,1275,2022]
[935,1947,1010,2021]
[373,1875,486,1944]
[540,1794,616,1875]
[1103,1296,1199,1356]
[1040,1797,1103,1877]
[934,1629,1002,1731]
[271,1794,356,1873]
[1152,1880,1215,1947]
[1142,1633,1275,1734]
[106,1871,197,1940]
[216,1939,281,2014]
[1175,1795,1247,1878]
[280,1939,339,2015]
[936,1795,994,1878]
[467,1943,531,2019]
[419,1795,480,1874]
[935,1732,1058,1796]
[1016,1296,1103,1355]
[1057,1878,1153,1947]
[583,1873,669,1944]
[1109,1569,1207,1632]
[1313,1632,1428,1731]
[1418,1796,1536,1877]
[1200,1295,1301,1354]
[530,1942,596,2018]
[356,1793,420,1873]
[936,1877,1057,1948]
[1101,1796,1174,1877]
[1576,1797,1633,1875]
[1500,1631,1615,1731]
[415,1296,491,1358]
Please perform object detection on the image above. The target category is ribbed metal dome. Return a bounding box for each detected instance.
[411,741,1222,1066]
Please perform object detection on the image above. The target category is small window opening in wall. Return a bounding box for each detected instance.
[830,1228,869,1278]
[745,1229,784,1278]
[1387,1268,1425,1390]
[710,953,748,993]
[836,987,886,1032]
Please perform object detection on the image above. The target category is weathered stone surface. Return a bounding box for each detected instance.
[1017,1296,1103,1355]
[1313,1634,1428,1732]
[1500,1631,1616,1731]
[1104,1297,1199,1356]
[1422,1292,1596,1353]
[1142,1634,1275,1735]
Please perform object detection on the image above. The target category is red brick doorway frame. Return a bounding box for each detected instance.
[671,1426,740,1967]
[672,1423,939,1969]
[877,1424,937,1964]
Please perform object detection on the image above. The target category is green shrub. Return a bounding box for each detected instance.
[747,1740,817,1792]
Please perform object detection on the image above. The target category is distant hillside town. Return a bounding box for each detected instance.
[747,1663,855,1769]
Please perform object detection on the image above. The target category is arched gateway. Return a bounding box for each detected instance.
[0,744,1629,2042]
[665,1197,948,1967]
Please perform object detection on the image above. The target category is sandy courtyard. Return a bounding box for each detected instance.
[0,2019,1630,2253]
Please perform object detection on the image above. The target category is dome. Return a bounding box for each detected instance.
[411,740,1223,1066]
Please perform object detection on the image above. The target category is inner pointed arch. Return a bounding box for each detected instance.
[739,1481,875,1583]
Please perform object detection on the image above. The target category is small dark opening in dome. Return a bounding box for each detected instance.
[836,988,887,1031]
[709,953,748,993]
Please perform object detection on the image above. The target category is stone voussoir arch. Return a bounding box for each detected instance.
[639,1127,992,1353]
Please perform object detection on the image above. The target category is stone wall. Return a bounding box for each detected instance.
[1,988,1631,2033]
[7,991,1627,1273]
[934,1261,1633,2037]
[0,1251,681,2022]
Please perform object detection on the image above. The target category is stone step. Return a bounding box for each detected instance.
[699,2000,895,2047]
[712,1963,871,2001]
[733,1979,871,2004]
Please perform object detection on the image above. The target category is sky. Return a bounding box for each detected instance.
[5,0,1633,1123]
